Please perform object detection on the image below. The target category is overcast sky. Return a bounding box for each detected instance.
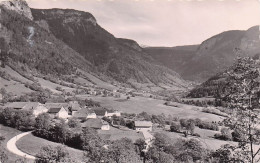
[27,0,260,47]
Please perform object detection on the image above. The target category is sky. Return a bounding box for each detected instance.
[27,0,260,47]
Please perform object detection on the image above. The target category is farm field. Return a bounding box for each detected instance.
[0,125,28,163]
[16,133,84,162]
[35,77,75,93]
[98,126,143,142]
[0,78,33,96]
[0,66,34,84]
[80,71,116,90]
[80,95,224,122]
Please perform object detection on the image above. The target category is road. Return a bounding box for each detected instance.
[6,131,36,160]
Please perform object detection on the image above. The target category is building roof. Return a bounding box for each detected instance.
[73,108,95,118]
[45,103,68,110]
[23,102,42,111]
[48,107,62,114]
[82,118,102,129]
[92,107,107,116]
[5,102,28,109]
[135,121,153,127]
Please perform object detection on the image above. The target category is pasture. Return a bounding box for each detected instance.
[16,133,84,162]
[80,95,224,122]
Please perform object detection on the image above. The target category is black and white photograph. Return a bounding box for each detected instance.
[0,0,260,162]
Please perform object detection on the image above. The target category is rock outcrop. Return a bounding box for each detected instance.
[0,0,33,20]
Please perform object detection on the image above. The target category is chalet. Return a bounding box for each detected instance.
[135,121,153,132]
[81,119,110,130]
[73,108,97,120]
[5,102,48,117]
[45,103,69,119]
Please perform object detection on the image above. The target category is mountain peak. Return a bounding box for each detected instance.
[0,0,33,20]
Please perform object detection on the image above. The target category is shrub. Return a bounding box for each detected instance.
[170,122,181,132]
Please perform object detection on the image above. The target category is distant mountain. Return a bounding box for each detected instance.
[144,45,198,74]
[0,0,188,93]
[31,8,188,90]
[146,26,260,82]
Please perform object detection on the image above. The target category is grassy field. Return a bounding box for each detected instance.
[79,95,224,122]
[98,126,143,142]
[16,133,84,162]
[35,77,75,93]
[1,66,33,84]
[0,78,33,96]
[0,125,27,163]
[154,128,237,151]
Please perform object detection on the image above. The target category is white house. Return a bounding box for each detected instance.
[73,108,97,119]
[135,121,153,132]
[48,107,69,119]
[81,118,110,130]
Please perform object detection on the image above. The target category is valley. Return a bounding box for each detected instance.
[0,0,259,163]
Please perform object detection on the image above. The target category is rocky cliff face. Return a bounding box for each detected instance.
[0,0,33,20]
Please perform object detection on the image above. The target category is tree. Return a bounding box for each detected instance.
[170,122,181,132]
[35,145,73,163]
[0,136,8,163]
[222,57,260,163]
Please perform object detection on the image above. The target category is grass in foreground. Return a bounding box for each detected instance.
[16,133,84,162]
[0,124,26,163]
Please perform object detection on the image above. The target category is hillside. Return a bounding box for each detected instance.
[187,57,260,99]
[146,26,260,82]
[0,0,189,95]
[31,8,188,90]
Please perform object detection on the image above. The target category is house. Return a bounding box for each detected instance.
[48,107,69,119]
[81,119,110,130]
[45,103,69,119]
[105,110,121,117]
[73,108,97,120]
[134,121,153,132]
[5,102,48,117]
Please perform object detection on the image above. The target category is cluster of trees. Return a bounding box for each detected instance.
[182,98,227,107]
[170,118,219,137]
[145,133,209,163]
[0,108,35,131]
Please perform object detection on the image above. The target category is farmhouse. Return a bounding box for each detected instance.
[48,107,69,119]
[81,119,110,130]
[73,108,97,119]
[105,110,121,117]
[45,103,69,119]
[134,121,153,132]
[5,102,48,117]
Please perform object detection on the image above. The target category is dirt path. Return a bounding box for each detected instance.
[6,131,36,160]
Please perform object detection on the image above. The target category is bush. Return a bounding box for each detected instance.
[170,122,181,132]
[214,128,232,141]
